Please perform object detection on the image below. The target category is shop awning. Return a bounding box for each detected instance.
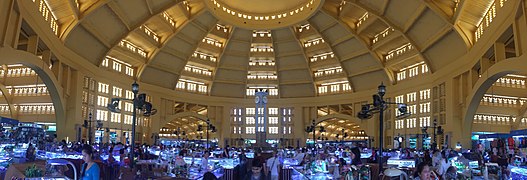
[0,116,19,125]
[510,129,527,136]
[478,133,510,139]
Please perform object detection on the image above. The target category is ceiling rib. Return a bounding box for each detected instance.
[105,0,186,62]
[330,34,355,47]
[380,0,390,15]
[347,1,435,74]
[348,67,383,77]
[214,79,245,85]
[422,0,472,48]
[79,23,111,48]
[279,65,310,72]
[270,30,281,98]
[177,2,191,19]
[421,26,452,52]
[209,27,234,96]
[61,0,111,40]
[356,17,378,35]
[403,4,427,33]
[67,0,79,19]
[452,0,466,23]
[339,49,369,61]
[88,1,187,68]
[318,9,389,85]
[107,2,131,31]
[217,65,245,72]
[145,0,154,15]
[286,27,317,95]
[452,0,473,47]
[137,10,208,80]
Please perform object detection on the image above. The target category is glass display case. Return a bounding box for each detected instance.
[282,158,300,166]
[511,166,527,180]
[43,159,77,180]
[386,158,415,168]
[35,150,82,160]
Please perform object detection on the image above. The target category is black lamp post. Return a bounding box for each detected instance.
[204,119,216,149]
[106,81,157,168]
[206,119,210,148]
[130,81,139,168]
[83,112,101,144]
[87,112,93,144]
[421,127,429,149]
[357,83,410,176]
[174,127,182,146]
[305,119,316,156]
[428,119,443,150]
[341,129,345,146]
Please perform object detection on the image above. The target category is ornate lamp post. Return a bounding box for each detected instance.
[106,81,157,168]
[357,83,411,176]
[130,81,139,168]
[87,112,93,144]
[423,119,443,150]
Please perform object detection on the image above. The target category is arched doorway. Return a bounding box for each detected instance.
[159,112,217,147]
[0,47,66,140]
[463,56,527,148]
[309,113,370,147]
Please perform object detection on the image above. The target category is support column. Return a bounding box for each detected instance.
[148,96,163,144]
[448,77,465,149]
[470,67,479,88]
[293,105,305,148]
[0,0,20,47]
[1,65,6,85]
[494,42,506,62]
[220,105,231,147]
[480,57,491,73]
[26,36,39,55]
[64,65,72,96]
[41,50,52,67]
[61,70,82,142]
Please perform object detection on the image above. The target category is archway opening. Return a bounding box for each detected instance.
[308,118,369,147]
[159,116,217,147]
[471,73,527,146]
[0,64,57,143]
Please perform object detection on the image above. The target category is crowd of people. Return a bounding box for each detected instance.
[19,137,527,180]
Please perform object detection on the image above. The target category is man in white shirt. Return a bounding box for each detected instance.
[294,149,305,165]
[201,151,210,172]
[266,151,280,180]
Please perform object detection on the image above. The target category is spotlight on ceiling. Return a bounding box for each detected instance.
[421,126,428,134]
[357,105,372,120]
[373,94,382,107]
[142,102,157,117]
[396,104,411,119]
[107,98,121,113]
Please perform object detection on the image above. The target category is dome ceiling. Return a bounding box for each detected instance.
[52,0,483,98]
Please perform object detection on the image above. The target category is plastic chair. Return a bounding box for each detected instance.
[382,168,408,180]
